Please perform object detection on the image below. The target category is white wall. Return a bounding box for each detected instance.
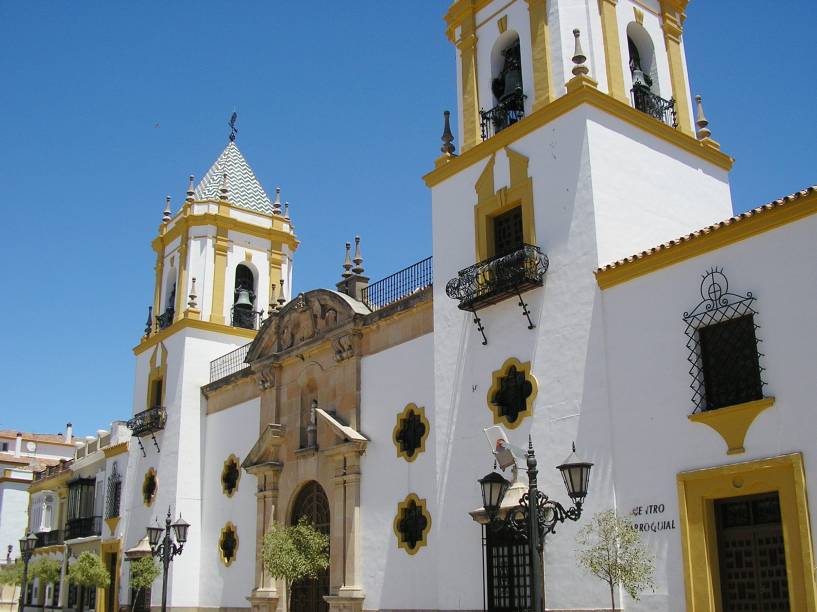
[360,333,436,611]
[0,478,31,558]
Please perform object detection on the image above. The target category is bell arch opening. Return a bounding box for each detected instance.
[490,31,523,106]
[627,23,659,95]
[232,263,258,329]
[289,481,330,612]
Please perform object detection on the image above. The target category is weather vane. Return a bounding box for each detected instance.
[228,112,238,142]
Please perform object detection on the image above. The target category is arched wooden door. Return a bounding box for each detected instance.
[290,481,330,612]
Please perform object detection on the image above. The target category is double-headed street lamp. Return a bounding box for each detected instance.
[146,508,190,612]
[18,532,37,611]
[478,439,593,612]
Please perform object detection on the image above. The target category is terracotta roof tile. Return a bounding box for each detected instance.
[0,430,73,445]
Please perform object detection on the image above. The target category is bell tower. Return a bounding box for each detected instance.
[123,126,298,611]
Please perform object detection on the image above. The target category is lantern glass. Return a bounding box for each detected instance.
[172,515,190,544]
[556,446,593,504]
[147,524,163,547]
[22,533,37,554]
[478,472,510,520]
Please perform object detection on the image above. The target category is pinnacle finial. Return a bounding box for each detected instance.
[440,110,456,156]
[695,95,712,139]
[284,201,290,220]
[186,175,195,201]
[571,29,589,77]
[219,172,229,201]
[163,196,172,223]
[352,235,364,275]
[273,186,282,215]
[277,279,286,306]
[342,242,353,278]
[188,277,198,309]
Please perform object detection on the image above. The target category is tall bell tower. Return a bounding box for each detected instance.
[426,1,737,610]
[122,127,298,611]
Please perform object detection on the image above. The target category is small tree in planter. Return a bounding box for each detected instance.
[30,558,63,605]
[0,560,23,606]
[261,518,329,611]
[67,552,110,612]
[576,509,655,612]
[128,557,160,612]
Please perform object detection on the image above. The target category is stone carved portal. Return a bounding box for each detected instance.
[290,481,330,612]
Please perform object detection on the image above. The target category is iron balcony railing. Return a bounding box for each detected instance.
[362,256,433,310]
[35,530,63,548]
[631,82,677,128]
[210,342,252,383]
[127,406,167,438]
[65,516,102,540]
[155,308,175,330]
[231,306,263,330]
[480,90,526,140]
[446,244,549,311]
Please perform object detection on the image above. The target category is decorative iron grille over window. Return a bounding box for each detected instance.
[393,404,429,462]
[393,494,431,555]
[219,522,238,566]
[105,463,122,519]
[683,268,765,412]
[485,527,531,612]
[221,455,240,497]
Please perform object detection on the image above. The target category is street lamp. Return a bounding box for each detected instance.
[478,438,593,612]
[18,532,37,612]
[147,508,190,612]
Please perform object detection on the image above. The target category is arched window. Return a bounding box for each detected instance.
[481,32,525,139]
[232,264,258,329]
[627,23,676,126]
[290,482,330,612]
[157,268,176,330]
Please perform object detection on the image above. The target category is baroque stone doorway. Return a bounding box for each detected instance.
[290,481,330,612]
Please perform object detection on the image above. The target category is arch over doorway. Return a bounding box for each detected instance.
[290,481,330,612]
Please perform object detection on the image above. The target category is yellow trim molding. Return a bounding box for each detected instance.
[423,78,732,188]
[524,0,554,110]
[393,493,432,555]
[146,344,167,410]
[458,9,480,151]
[134,316,257,355]
[598,0,627,102]
[474,148,535,261]
[104,517,120,534]
[595,188,817,289]
[218,522,239,567]
[677,453,817,611]
[659,0,692,135]
[210,228,229,325]
[487,357,538,429]
[142,468,157,507]
[392,403,430,463]
[688,397,775,456]
[99,540,121,612]
[102,442,128,458]
[221,454,241,497]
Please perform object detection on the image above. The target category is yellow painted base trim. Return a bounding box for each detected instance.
[104,517,120,534]
[688,397,775,455]
[134,316,257,355]
[565,74,598,94]
[677,453,817,612]
[423,81,733,188]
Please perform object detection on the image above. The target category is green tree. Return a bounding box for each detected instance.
[30,557,63,587]
[576,509,655,612]
[261,518,329,610]
[128,557,160,611]
[67,552,110,612]
[0,560,23,586]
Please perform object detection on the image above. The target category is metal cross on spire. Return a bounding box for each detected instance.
[228,112,238,142]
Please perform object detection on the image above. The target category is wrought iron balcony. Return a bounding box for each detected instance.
[65,516,101,540]
[35,530,63,548]
[231,306,263,330]
[156,308,175,330]
[446,244,549,311]
[480,90,526,140]
[631,82,677,127]
[127,406,167,438]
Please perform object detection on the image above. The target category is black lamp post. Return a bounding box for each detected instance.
[148,508,190,612]
[18,532,37,612]
[478,439,593,612]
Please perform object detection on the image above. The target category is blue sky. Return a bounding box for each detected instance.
[1,2,815,437]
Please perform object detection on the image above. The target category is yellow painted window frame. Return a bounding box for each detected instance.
[393,493,432,556]
[473,150,536,262]
[392,403,430,463]
[487,357,538,430]
[676,453,817,611]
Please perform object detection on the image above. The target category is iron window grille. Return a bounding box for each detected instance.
[395,498,429,553]
[683,268,765,412]
[219,523,238,566]
[393,404,428,461]
[631,82,677,127]
[491,365,534,425]
[106,463,122,519]
[484,526,531,612]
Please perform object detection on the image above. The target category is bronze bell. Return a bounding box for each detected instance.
[499,66,523,102]
[234,288,254,309]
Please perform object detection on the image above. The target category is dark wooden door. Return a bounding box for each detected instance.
[290,481,330,612]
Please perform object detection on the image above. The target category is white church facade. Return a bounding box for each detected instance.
[19,1,817,612]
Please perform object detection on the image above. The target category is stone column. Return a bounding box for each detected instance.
[598,0,627,103]
[248,468,281,612]
[525,0,554,110]
[659,0,693,135]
